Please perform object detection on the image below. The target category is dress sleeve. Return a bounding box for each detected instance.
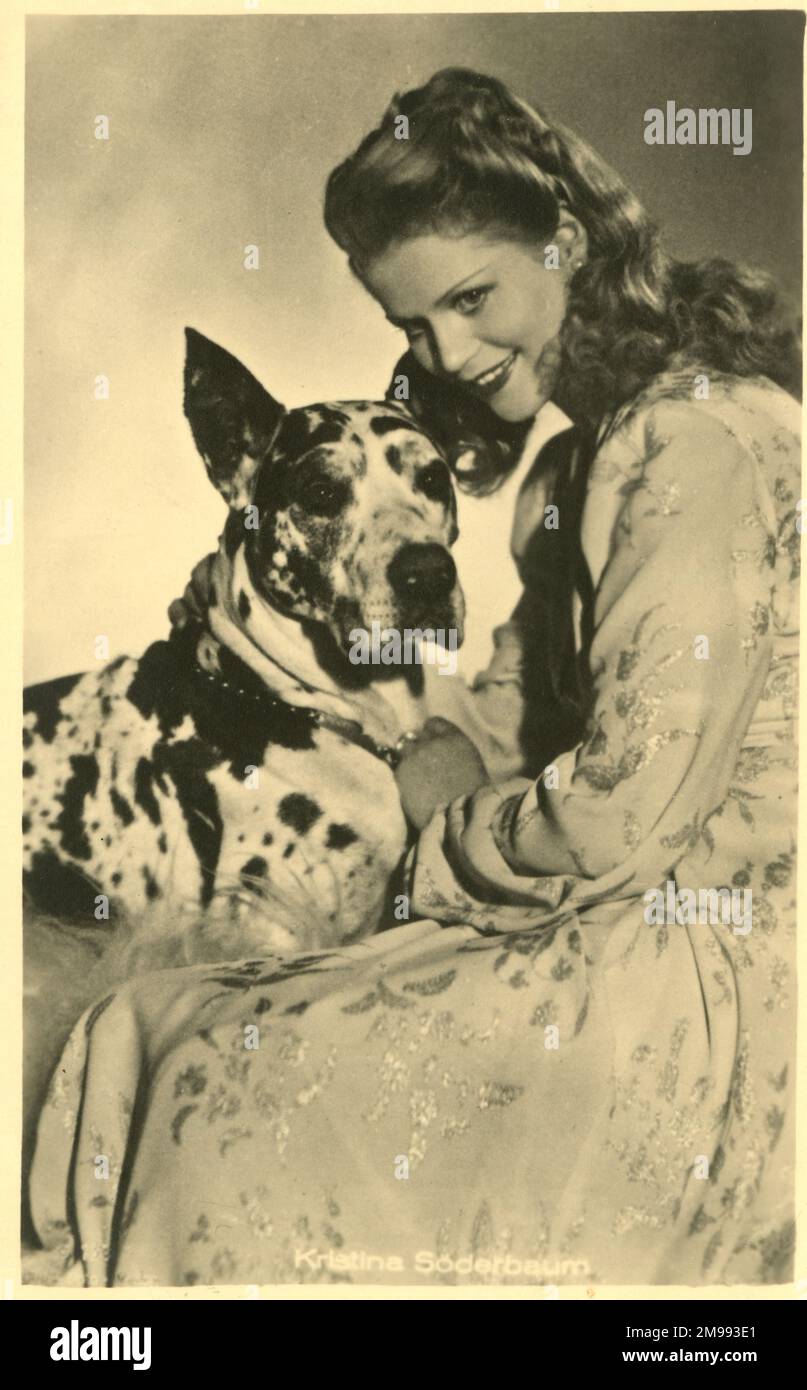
[407,398,777,931]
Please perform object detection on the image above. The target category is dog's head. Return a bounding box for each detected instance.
[183,328,464,657]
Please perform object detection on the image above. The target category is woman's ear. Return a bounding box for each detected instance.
[554,209,589,274]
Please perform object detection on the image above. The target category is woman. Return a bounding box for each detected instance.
[26,69,799,1287]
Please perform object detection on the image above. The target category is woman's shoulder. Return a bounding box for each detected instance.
[598,363,800,465]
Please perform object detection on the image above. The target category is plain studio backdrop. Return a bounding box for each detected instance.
[24,9,802,685]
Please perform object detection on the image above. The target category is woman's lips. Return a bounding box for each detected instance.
[465,351,518,400]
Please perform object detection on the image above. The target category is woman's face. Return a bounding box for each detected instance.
[363,230,575,422]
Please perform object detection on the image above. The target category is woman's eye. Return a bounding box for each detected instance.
[452,286,490,316]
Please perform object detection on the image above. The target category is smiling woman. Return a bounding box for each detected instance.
[363,233,574,421]
[325,67,800,454]
[23,50,801,1293]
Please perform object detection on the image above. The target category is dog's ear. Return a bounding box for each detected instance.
[183,328,286,508]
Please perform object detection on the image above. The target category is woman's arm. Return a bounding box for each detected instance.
[406,398,779,931]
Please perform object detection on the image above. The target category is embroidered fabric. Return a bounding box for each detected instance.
[25,370,798,1288]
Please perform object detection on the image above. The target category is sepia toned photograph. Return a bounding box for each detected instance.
[16,2,802,1305]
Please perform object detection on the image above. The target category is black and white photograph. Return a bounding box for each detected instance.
[11,0,803,1313]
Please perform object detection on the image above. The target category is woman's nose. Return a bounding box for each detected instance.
[430,321,474,378]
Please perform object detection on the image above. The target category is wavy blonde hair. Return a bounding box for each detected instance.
[325,68,801,490]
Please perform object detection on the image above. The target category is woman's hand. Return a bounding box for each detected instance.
[167,553,217,632]
[395,717,490,831]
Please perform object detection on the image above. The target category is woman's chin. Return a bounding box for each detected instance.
[484,369,551,423]
[489,392,543,424]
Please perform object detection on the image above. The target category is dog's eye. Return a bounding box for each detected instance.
[294,476,349,518]
[416,461,452,506]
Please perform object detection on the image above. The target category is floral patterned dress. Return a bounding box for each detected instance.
[25,368,799,1288]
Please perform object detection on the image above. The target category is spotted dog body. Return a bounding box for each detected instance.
[23,329,464,949]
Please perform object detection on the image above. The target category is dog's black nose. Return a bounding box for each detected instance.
[387,544,457,605]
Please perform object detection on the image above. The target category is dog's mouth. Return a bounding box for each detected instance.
[331,590,465,665]
[393,594,465,647]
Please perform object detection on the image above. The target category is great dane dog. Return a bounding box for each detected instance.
[23,329,464,950]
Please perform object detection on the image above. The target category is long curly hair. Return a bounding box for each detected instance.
[325,68,801,492]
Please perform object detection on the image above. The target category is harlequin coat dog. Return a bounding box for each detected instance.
[23,329,464,950]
